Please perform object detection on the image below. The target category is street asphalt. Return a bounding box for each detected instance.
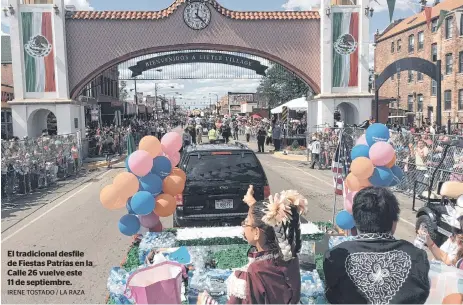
[1,135,419,303]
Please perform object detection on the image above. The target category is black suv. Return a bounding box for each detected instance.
[174,142,270,227]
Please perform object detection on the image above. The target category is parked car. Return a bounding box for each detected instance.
[174,142,270,227]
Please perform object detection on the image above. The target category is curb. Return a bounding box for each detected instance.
[83,155,126,170]
[272,152,308,162]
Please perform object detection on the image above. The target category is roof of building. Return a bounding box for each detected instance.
[69,0,319,20]
[1,35,12,64]
[377,0,463,41]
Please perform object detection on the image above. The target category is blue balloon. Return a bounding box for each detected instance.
[130,191,155,215]
[351,145,370,160]
[151,156,172,179]
[126,198,135,214]
[389,165,404,187]
[366,123,390,146]
[369,166,394,187]
[140,174,163,196]
[335,210,355,230]
[118,214,140,236]
[125,157,131,173]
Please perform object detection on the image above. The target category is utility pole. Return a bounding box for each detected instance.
[134,78,138,119]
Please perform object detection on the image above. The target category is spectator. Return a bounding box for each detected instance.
[272,124,282,151]
[415,140,429,196]
[324,187,430,304]
[245,124,251,143]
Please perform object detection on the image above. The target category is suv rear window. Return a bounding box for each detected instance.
[185,152,265,182]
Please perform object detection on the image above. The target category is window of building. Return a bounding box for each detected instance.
[445,53,453,75]
[459,51,463,73]
[397,39,402,51]
[408,34,415,53]
[444,90,452,110]
[445,16,453,39]
[431,79,437,96]
[408,95,414,111]
[417,71,423,81]
[418,31,424,50]
[431,43,437,62]
[417,94,423,112]
[459,89,463,110]
[408,70,414,83]
[431,19,438,32]
[23,0,53,3]
[461,14,463,36]
[391,41,395,53]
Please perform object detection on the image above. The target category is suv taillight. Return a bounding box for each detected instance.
[264,185,271,198]
[175,194,183,206]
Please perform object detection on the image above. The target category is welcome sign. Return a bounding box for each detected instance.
[129,52,268,77]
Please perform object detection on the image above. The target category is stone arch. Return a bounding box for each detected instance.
[69,44,319,99]
[27,108,57,138]
[337,102,359,125]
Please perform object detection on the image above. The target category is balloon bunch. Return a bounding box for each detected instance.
[335,123,404,230]
[99,132,187,236]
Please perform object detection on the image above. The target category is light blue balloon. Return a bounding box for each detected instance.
[369,166,394,187]
[140,174,163,196]
[151,156,172,179]
[118,214,140,236]
[366,123,390,146]
[130,191,155,215]
[126,198,135,214]
[389,165,404,187]
[351,145,370,160]
[125,157,131,173]
[335,210,355,230]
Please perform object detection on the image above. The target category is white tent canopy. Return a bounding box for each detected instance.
[271,97,308,114]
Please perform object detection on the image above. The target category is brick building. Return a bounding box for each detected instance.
[1,35,14,139]
[374,0,462,128]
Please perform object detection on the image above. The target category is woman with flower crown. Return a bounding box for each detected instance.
[198,185,308,304]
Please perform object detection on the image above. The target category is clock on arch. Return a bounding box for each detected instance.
[183,1,211,30]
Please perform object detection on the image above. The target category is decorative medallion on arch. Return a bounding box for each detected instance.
[65,0,321,98]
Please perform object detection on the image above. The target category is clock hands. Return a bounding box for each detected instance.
[195,12,206,25]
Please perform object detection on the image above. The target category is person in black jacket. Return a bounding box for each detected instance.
[324,187,430,304]
[257,125,266,153]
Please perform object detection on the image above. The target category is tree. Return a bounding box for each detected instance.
[256,64,311,109]
[119,80,129,102]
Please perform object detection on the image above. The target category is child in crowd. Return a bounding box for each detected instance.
[198,186,307,304]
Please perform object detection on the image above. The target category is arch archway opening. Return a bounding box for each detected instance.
[337,102,359,125]
[27,109,58,138]
[74,48,315,125]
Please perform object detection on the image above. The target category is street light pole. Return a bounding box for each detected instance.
[134,78,138,119]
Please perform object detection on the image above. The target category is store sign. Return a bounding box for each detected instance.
[129,52,268,77]
[229,93,254,106]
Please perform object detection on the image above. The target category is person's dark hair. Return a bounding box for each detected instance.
[352,187,400,233]
[249,200,302,258]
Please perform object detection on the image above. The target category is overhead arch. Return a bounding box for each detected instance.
[375,57,440,89]
[69,44,320,99]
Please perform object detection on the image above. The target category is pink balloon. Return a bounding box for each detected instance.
[149,222,163,232]
[161,132,182,154]
[369,142,395,166]
[344,191,357,214]
[139,212,160,229]
[128,150,153,177]
[356,134,368,146]
[167,151,181,167]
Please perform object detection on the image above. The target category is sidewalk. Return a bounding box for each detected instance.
[83,154,127,170]
[234,137,307,161]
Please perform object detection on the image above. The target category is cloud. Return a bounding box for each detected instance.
[370,0,421,13]
[282,0,319,10]
[369,43,375,69]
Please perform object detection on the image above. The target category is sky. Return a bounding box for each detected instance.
[1,0,424,108]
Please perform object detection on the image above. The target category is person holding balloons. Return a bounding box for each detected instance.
[324,187,431,304]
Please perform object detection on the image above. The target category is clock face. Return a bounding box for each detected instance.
[183,2,211,30]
